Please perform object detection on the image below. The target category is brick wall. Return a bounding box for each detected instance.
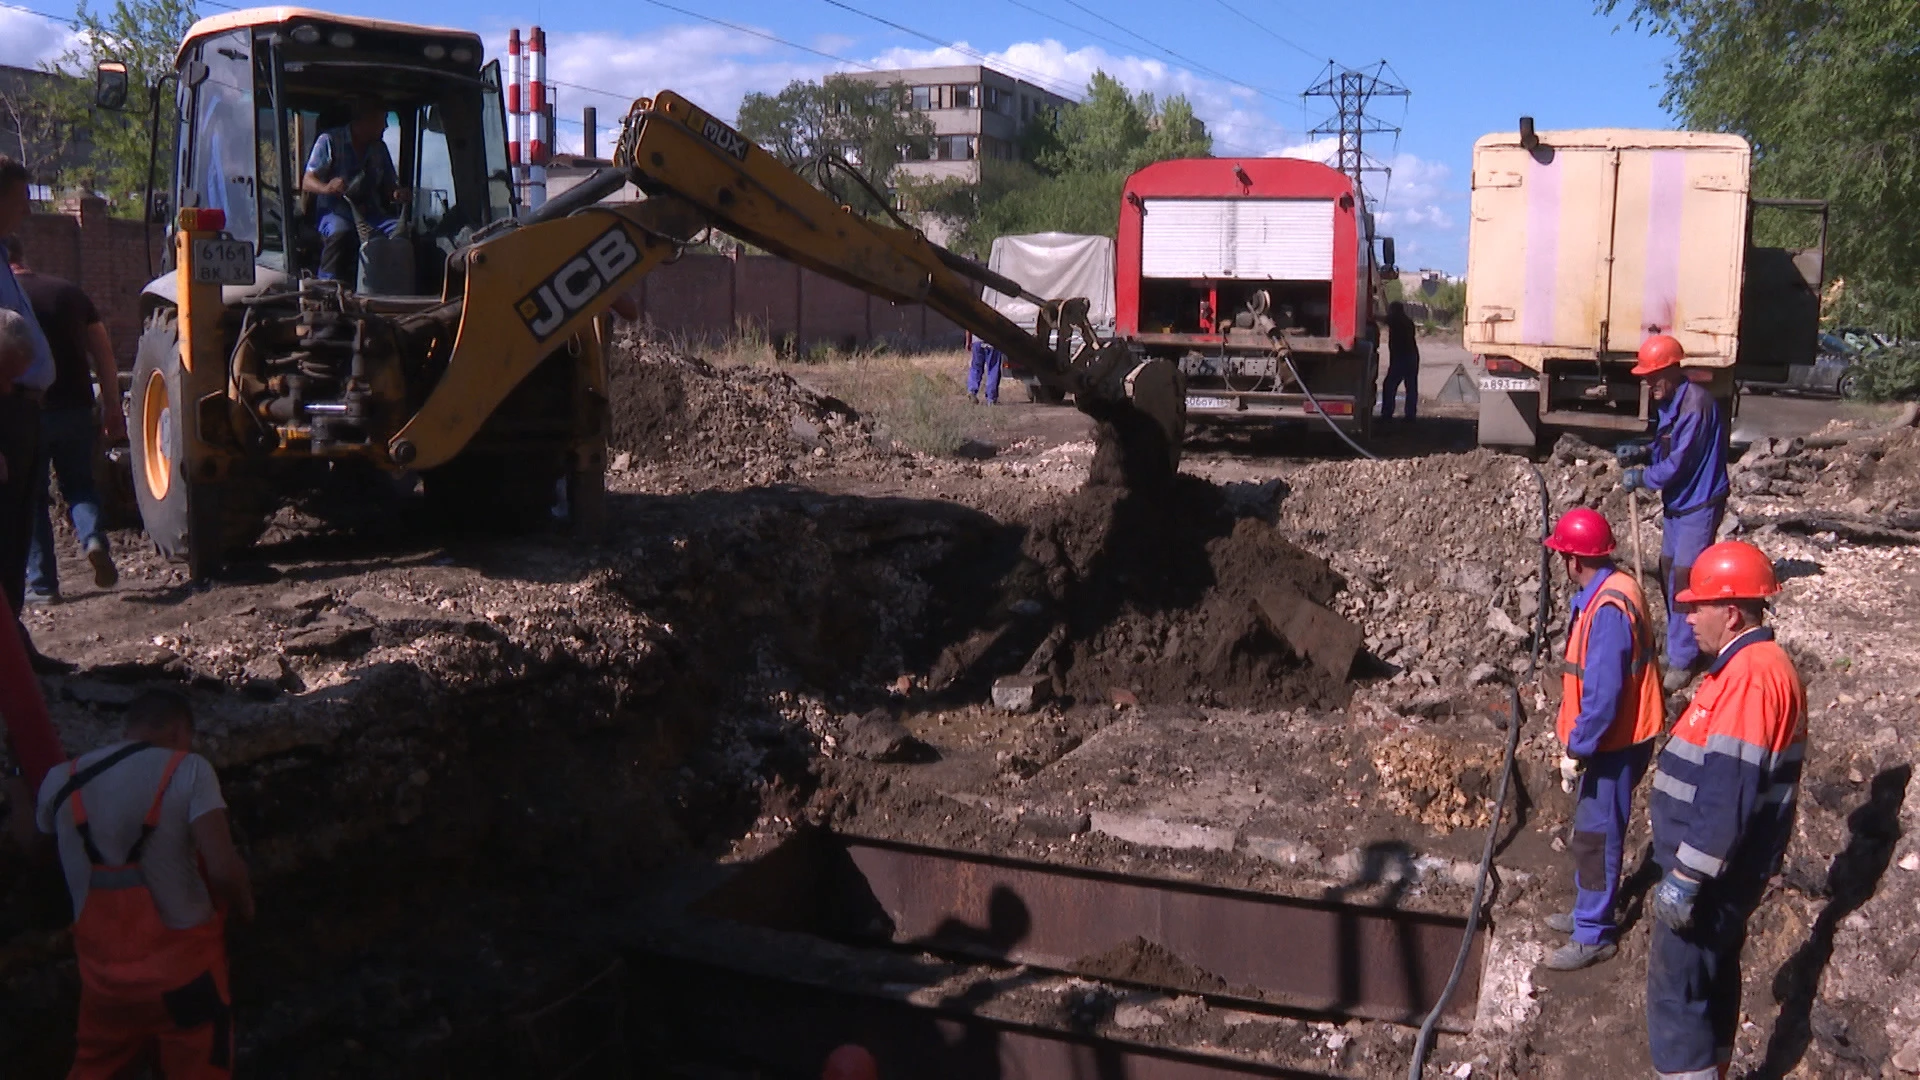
[625,252,964,352]
[16,198,166,373]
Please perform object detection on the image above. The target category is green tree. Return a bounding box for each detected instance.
[1601,0,1920,332]
[29,0,197,214]
[736,75,933,217]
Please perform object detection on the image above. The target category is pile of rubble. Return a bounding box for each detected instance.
[608,337,878,488]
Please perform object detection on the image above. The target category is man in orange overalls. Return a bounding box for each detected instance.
[1541,507,1666,971]
[36,688,254,1078]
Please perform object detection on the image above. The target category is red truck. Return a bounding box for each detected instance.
[1116,158,1391,435]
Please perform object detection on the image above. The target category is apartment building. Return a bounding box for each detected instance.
[839,65,1074,184]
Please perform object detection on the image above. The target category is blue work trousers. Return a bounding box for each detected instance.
[968,341,1002,404]
[1379,357,1418,419]
[1659,503,1724,670]
[1647,870,1769,1078]
[27,406,107,598]
[1569,739,1654,945]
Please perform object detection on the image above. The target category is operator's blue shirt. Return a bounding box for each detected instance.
[1565,565,1636,760]
[1642,379,1729,516]
[0,242,55,391]
[305,126,398,226]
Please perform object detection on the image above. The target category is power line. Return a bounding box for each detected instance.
[813,0,1088,103]
[1053,0,1298,107]
[631,0,879,72]
[1206,0,1324,63]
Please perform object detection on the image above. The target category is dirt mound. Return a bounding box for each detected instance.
[608,336,872,483]
[1001,475,1351,711]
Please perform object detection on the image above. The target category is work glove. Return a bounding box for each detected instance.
[1651,869,1703,932]
[1620,467,1646,492]
[1558,755,1584,794]
[1614,439,1652,467]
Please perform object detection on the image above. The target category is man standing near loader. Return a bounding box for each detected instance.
[1645,540,1806,1080]
[1540,507,1665,971]
[1618,333,1730,690]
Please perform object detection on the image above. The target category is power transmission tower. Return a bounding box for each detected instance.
[1303,61,1409,202]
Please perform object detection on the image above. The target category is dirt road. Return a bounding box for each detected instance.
[2,338,1915,1078]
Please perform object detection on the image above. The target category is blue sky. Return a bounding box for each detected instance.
[2,0,1680,271]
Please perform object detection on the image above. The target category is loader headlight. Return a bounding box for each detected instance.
[450,45,474,63]
[422,43,446,60]
[328,30,355,48]
[290,24,320,44]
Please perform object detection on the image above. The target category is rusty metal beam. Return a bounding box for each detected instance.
[631,951,1345,1080]
[693,830,1486,1030]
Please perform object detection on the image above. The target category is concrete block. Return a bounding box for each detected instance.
[1090,811,1236,852]
[991,673,1052,713]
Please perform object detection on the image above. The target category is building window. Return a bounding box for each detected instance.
[984,86,1015,116]
[951,84,977,109]
[934,134,975,161]
[910,85,933,111]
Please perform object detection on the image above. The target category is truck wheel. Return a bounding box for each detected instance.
[1836,371,1859,399]
[129,315,270,576]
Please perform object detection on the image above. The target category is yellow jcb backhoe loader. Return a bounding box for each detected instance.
[105,9,1183,578]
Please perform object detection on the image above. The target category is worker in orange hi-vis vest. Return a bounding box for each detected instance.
[1645,541,1807,1080]
[1540,507,1665,972]
[36,689,254,1079]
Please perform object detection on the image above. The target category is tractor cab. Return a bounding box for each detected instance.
[153,9,514,297]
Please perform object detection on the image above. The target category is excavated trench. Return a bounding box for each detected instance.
[3,350,1511,1077]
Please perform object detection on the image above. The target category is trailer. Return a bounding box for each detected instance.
[1465,126,1826,449]
[1116,158,1390,434]
[985,232,1115,404]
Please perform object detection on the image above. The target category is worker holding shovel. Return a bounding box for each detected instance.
[1540,507,1666,971]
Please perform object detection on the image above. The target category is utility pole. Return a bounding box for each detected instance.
[1302,61,1408,203]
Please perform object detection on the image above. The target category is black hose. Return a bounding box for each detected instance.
[1281,353,1379,461]
[1405,461,1552,1078]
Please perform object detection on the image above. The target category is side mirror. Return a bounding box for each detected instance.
[1381,237,1396,270]
[148,191,172,224]
[94,61,130,111]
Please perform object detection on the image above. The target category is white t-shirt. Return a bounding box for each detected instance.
[36,742,228,930]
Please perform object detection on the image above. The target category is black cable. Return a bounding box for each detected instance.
[1280,352,1378,461]
[1406,461,1552,1078]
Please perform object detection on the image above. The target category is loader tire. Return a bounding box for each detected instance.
[129,314,270,576]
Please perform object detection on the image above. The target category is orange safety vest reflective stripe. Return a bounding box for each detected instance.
[67,750,228,1001]
[1556,572,1666,752]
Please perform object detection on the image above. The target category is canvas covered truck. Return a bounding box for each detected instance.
[1116,157,1391,435]
[985,232,1116,404]
[1467,126,1827,448]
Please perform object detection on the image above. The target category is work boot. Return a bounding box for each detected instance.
[1543,940,1617,971]
[23,588,58,607]
[1545,912,1576,934]
[86,537,118,589]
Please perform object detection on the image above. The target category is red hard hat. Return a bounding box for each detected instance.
[1543,507,1616,557]
[1674,540,1781,603]
[1631,334,1685,376]
[822,1044,879,1080]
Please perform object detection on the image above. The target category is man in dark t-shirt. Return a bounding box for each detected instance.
[5,235,123,602]
[1378,301,1421,422]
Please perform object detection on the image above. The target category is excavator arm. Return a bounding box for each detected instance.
[389,91,1183,480]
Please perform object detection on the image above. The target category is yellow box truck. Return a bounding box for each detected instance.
[1465,125,1826,448]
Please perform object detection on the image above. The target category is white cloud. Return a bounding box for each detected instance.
[0,9,82,70]
[490,24,1467,269]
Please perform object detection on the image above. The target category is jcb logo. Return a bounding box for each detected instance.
[701,116,750,161]
[516,227,641,341]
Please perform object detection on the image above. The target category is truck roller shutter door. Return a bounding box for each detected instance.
[1141,198,1334,280]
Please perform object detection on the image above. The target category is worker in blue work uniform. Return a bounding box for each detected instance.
[1539,507,1666,971]
[1618,333,1729,692]
[300,97,407,285]
[1645,540,1806,1080]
